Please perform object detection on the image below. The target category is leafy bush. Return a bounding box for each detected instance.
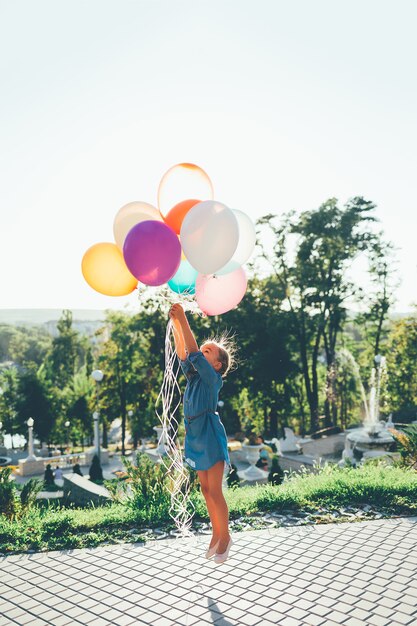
[226,464,241,489]
[20,478,43,513]
[389,425,417,470]
[105,452,199,522]
[268,455,285,485]
[0,468,43,520]
[89,454,104,482]
[0,467,19,520]
[43,464,55,488]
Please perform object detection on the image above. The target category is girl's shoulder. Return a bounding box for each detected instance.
[187,351,223,387]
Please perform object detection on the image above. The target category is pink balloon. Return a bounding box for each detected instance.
[196,267,247,315]
[123,220,181,286]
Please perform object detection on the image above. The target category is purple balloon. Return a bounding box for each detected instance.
[123,220,181,286]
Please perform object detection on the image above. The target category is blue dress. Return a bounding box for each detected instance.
[179,350,232,472]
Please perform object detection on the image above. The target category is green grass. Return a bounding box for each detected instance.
[2,461,417,555]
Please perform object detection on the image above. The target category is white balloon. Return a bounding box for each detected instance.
[113,201,162,249]
[180,201,239,275]
[216,209,256,275]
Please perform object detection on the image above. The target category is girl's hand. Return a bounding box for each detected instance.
[169,303,186,322]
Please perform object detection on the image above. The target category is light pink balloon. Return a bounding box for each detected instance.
[196,267,247,315]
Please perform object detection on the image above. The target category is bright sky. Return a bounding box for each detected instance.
[1,0,416,312]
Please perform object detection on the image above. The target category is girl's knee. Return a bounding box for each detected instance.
[200,483,211,498]
[201,484,223,500]
[208,486,224,500]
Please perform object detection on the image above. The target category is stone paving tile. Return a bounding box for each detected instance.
[392,614,417,626]
[1,516,417,626]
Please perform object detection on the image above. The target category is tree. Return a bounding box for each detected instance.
[44,310,80,388]
[355,240,398,358]
[0,324,51,367]
[257,197,382,432]
[174,274,299,438]
[96,308,167,456]
[386,314,417,421]
[39,311,93,448]
[9,326,52,368]
[0,367,20,448]
[17,369,55,445]
[65,368,94,450]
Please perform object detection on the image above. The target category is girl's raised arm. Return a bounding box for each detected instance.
[171,318,186,360]
[169,304,198,355]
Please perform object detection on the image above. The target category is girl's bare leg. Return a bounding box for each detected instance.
[207,460,230,554]
[197,469,221,549]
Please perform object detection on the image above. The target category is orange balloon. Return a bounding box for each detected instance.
[163,199,200,234]
[81,243,137,296]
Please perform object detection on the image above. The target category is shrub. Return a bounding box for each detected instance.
[0,467,19,520]
[89,454,104,482]
[20,479,43,513]
[43,464,55,488]
[268,455,285,486]
[0,468,43,521]
[106,453,170,511]
[226,464,241,489]
[389,425,417,470]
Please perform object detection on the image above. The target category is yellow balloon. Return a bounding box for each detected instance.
[81,243,138,296]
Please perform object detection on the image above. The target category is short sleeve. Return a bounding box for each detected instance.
[188,350,222,387]
[178,355,196,380]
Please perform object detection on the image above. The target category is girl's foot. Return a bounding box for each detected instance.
[216,534,231,555]
[205,537,220,559]
[214,535,233,564]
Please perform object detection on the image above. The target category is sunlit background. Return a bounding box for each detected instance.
[1,0,416,311]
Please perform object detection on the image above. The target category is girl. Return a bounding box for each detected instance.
[169,303,234,564]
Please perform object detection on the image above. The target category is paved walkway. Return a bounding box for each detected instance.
[1,517,417,626]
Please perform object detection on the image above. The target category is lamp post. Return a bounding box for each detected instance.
[65,420,70,454]
[93,411,100,462]
[26,417,37,461]
[91,370,103,462]
[128,410,133,451]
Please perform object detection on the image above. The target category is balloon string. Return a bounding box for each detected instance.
[155,319,196,535]
[155,319,208,623]
[137,283,205,317]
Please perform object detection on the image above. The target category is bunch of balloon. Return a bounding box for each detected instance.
[81,162,256,315]
[160,164,256,315]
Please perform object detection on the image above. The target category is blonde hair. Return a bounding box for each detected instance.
[202,331,237,378]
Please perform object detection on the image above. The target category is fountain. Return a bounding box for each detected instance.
[344,353,396,464]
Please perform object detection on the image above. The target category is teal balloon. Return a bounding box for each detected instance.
[168,260,198,294]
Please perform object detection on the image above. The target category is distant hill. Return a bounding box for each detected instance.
[0,309,121,337]
[0,309,109,326]
[0,307,412,329]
